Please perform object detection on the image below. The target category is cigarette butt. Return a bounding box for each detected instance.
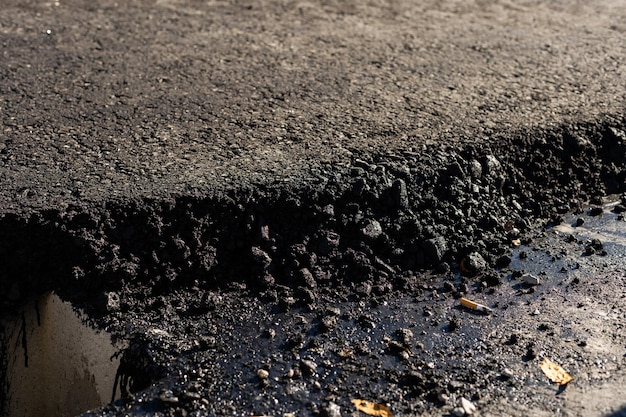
[460,297,492,314]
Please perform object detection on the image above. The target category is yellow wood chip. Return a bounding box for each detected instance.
[351,399,394,417]
[540,358,573,385]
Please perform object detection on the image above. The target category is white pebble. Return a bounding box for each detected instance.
[461,397,476,415]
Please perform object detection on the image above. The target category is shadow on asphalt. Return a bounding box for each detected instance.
[606,407,626,417]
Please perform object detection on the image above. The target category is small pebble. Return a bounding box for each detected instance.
[159,389,179,404]
[502,368,514,379]
[395,328,413,345]
[589,206,603,216]
[521,273,540,286]
[453,407,466,417]
[323,402,341,417]
[448,380,463,392]
[182,391,202,401]
[257,369,269,380]
[461,397,476,415]
[300,359,317,376]
[448,315,461,332]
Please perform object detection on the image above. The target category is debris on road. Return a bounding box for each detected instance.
[540,358,573,385]
[460,297,493,314]
[351,399,393,417]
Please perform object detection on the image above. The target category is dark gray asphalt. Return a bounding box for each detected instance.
[1,0,625,213]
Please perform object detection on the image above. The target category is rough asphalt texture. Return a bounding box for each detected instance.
[1,0,625,212]
[1,1,626,416]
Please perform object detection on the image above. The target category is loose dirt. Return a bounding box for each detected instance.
[1,1,626,416]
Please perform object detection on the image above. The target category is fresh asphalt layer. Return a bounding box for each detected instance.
[1,0,625,212]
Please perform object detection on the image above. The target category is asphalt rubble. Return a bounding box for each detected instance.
[1,120,626,416]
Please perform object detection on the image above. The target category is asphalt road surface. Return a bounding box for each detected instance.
[1,1,626,417]
[1,0,625,212]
